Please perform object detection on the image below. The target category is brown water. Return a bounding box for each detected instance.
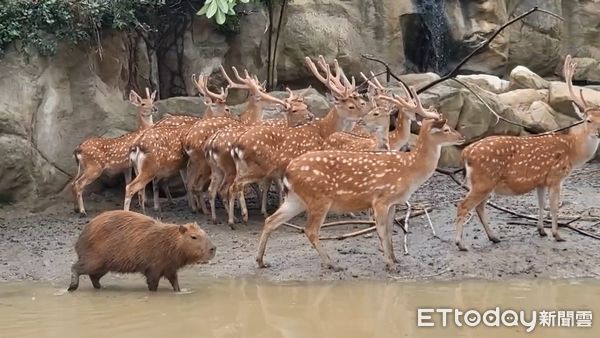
[0,277,597,338]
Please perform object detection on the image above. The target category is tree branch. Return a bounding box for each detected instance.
[417,7,564,94]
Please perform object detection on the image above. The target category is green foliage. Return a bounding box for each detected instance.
[197,0,250,25]
[0,0,165,56]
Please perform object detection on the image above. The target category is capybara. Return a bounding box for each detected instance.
[68,210,216,292]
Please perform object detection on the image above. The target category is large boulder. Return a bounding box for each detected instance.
[548,81,600,118]
[509,66,550,90]
[512,101,559,133]
[507,0,563,76]
[277,0,410,85]
[0,32,144,203]
[570,57,600,82]
[419,82,523,142]
[457,74,510,94]
[498,89,549,108]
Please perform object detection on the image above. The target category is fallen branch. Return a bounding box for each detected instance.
[320,208,432,240]
[508,221,600,241]
[283,223,304,232]
[319,226,376,241]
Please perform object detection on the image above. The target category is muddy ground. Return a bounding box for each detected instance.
[1,165,600,284]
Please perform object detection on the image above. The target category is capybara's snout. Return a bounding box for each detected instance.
[203,242,216,263]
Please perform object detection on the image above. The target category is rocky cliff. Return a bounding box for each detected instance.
[1,0,599,204]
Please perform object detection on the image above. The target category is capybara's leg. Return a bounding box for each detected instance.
[145,271,161,291]
[165,272,180,292]
[68,261,84,291]
[89,271,106,289]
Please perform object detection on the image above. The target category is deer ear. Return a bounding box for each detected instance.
[178,225,187,234]
[129,90,141,106]
[150,90,157,101]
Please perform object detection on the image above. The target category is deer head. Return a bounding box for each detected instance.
[191,73,231,118]
[305,55,368,121]
[249,83,315,127]
[564,55,600,137]
[361,75,440,122]
[128,88,157,129]
[420,117,465,147]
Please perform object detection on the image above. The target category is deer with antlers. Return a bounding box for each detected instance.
[182,66,276,215]
[228,56,370,220]
[71,88,157,216]
[122,74,232,213]
[324,74,440,152]
[204,86,315,226]
[255,109,465,271]
[454,55,600,251]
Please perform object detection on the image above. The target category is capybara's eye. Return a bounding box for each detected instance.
[191,236,197,240]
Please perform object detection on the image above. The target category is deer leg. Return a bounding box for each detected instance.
[549,184,565,242]
[536,187,548,237]
[402,201,411,255]
[161,181,175,205]
[474,195,500,243]
[72,164,103,216]
[124,173,155,213]
[256,193,306,268]
[303,202,339,271]
[152,178,161,212]
[185,160,199,211]
[455,189,490,251]
[131,164,146,209]
[239,189,248,224]
[276,178,284,206]
[259,179,270,218]
[374,203,396,271]
[208,169,224,224]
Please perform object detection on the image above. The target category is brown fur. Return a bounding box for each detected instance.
[255,117,465,271]
[68,210,216,292]
[71,88,157,215]
[454,55,600,251]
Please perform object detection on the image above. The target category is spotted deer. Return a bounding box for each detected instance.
[71,88,157,215]
[123,73,231,213]
[228,56,369,219]
[454,55,600,251]
[205,86,315,226]
[182,66,273,214]
[256,115,465,271]
[324,75,439,152]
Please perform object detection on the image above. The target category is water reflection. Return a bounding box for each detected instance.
[0,278,597,338]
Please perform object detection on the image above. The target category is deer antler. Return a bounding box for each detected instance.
[192,74,228,102]
[563,55,588,114]
[246,79,289,109]
[220,65,253,90]
[305,56,351,99]
[376,83,439,120]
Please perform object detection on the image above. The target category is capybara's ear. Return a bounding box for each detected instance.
[179,225,188,234]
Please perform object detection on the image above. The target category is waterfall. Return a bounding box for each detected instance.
[414,0,450,73]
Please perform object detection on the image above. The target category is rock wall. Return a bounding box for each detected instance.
[1,0,600,204]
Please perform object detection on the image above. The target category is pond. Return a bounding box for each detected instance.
[0,276,597,338]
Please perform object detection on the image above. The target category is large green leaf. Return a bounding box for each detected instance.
[216,0,229,14]
[206,0,218,18]
[197,3,209,16]
[215,9,226,25]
